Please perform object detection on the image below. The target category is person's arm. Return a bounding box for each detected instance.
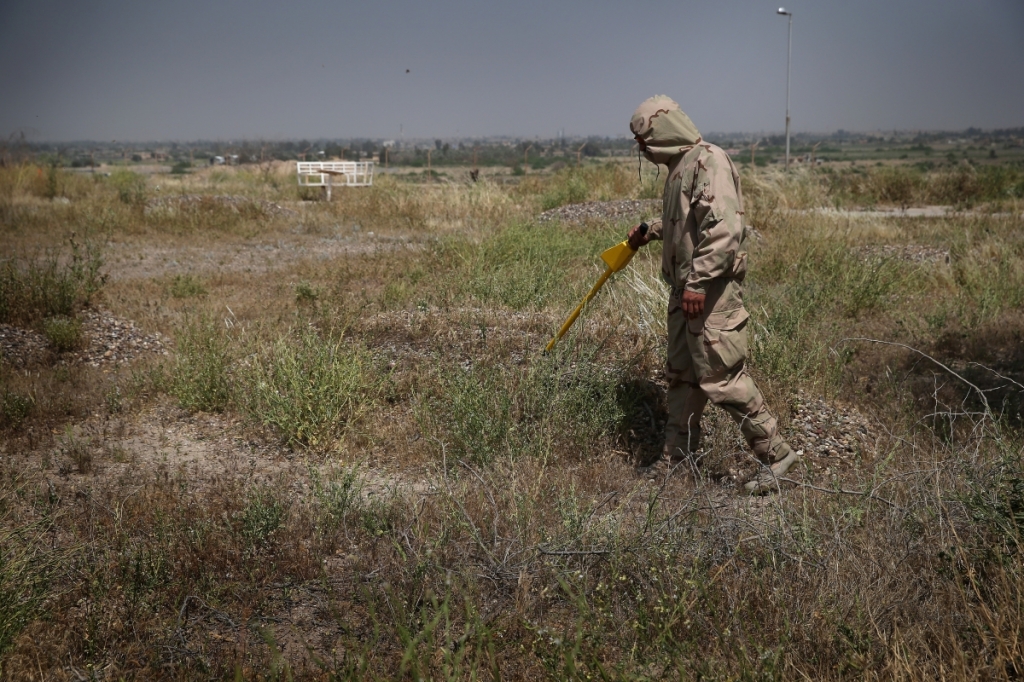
[627,218,662,249]
[684,152,744,296]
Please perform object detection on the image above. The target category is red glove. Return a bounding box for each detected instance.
[627,222,651,250]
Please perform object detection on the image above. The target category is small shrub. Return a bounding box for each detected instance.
[42,316,83,352]
[108,168,147,207]
[297,186,322,202]
[169,274,207,299]
[169,314,232,413]
[295,281,319,303]
[240,487,286,551]
[310,465,362,534]
[0,389,32,430]
[58,427,92,474]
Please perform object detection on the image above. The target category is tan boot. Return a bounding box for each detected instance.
[744,443,800,495]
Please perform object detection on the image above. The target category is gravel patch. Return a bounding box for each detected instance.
[69,308,169,367]
[785,393,877,483]
[0,324,48,367]
[853,244,950,264]
[538,200,660,225]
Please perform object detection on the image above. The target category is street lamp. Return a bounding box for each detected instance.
[777,7,793,170]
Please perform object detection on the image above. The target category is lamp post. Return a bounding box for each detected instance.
[777,7,793,170]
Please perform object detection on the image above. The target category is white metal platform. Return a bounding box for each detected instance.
[296,161,374,200]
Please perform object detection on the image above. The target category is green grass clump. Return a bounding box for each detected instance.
[438,221,616,310]
[540,170,590,210]
[168,274,207,299]
[169,313,233,413]
[422,346,630,466]
[309,465,362,535]
[42,316,83,352]
[948,223,1024,323]
[0,524,63,657]
[0,239,104,326]
[240,327,375,447]
[239,486,286,551]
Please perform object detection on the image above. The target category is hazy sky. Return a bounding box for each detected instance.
[2,0,1022,142]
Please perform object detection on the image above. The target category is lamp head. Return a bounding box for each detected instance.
[777,7,792,15]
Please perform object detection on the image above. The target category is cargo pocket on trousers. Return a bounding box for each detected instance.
[702,307,749,373]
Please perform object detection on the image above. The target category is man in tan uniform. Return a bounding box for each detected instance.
[626,95,798,494]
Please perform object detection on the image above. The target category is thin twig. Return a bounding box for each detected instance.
[536,545,610,556]
[837,337,991,415]
[968,361,1024,392]
[779,478,901,510]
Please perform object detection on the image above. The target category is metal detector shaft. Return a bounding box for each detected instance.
[544,268,613,352]
[544,222,648,352]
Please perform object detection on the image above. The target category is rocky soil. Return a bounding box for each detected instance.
[785,392,877,483]
[0,307,167,369]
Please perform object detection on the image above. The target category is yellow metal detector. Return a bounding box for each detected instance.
[545,222,648,352]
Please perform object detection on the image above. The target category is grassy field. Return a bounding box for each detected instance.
[1,157,1023,679]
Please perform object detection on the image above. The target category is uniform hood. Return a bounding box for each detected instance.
[630,95,701,165]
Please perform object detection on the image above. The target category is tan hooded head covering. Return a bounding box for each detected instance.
[630,95,701,165]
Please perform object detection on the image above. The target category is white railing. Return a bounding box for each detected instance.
[296,161,374,200]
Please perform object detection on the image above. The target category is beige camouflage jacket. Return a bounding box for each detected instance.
[649,143,748,308]
[630,96,749,313]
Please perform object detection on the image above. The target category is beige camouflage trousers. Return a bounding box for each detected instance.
[664,287,786,464]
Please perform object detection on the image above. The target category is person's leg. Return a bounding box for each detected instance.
[687,308,798,491]
[712,370,788,463]
[665,288,708,463]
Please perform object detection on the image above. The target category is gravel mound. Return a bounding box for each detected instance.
[0,308,167,368]
[70,308,168,367]
[538,200,660,225]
